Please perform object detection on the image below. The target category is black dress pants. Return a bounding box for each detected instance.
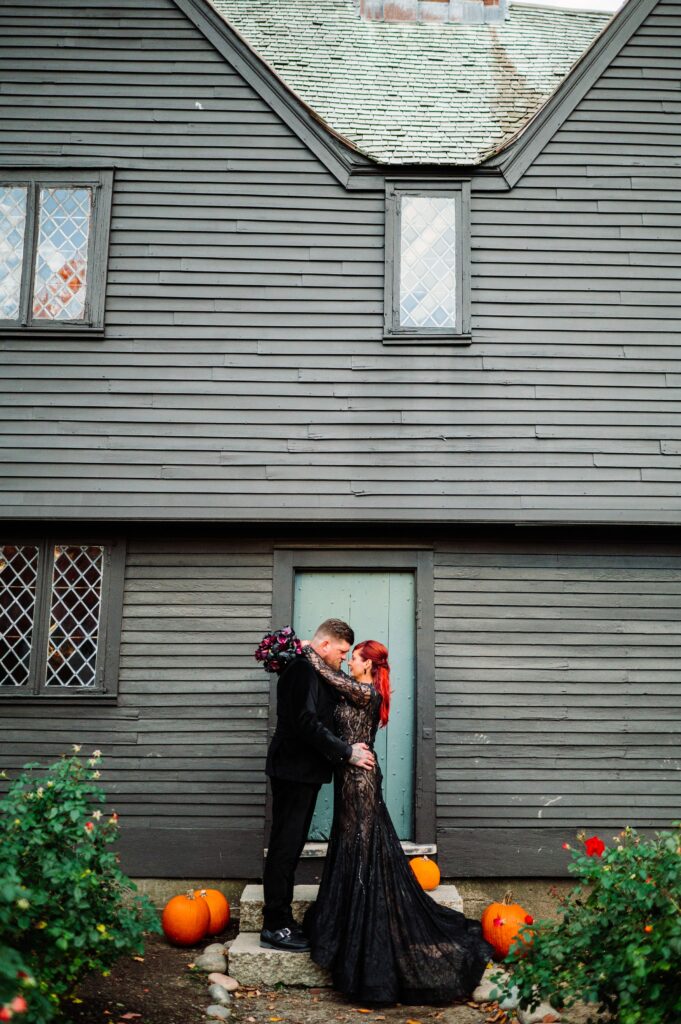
[262,776,320,931]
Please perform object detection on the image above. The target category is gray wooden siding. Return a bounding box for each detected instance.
[0,539,273,876]
[0,0,680,524]
[434,544,681,874]
[1,531,678,877]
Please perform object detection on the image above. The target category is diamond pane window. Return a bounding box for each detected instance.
[0,545,39,687]
[32,188,91,321]
[45,545,104,688]
[399,196,456,330]
[0,187,28,319]
[0,170,112,332]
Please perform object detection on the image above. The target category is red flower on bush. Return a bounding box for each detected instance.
[584,835,605,858]
[84,821,95,832]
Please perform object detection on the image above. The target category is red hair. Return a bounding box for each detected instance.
[354,640,391,727]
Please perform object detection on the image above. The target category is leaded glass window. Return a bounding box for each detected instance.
[32,188,92,321]
[384,183,470,342]
[399,196,456,330]
[0,188,27,319]
[0,545,39,687]
[0,170,113,333]
[45,546,104,688]
[0,540,122,697]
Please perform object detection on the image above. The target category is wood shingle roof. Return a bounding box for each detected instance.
[208,0,612,165]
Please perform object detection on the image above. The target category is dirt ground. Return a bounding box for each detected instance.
[69,931,596,1024]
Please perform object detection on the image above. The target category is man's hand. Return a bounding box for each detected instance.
[349,742,375,770]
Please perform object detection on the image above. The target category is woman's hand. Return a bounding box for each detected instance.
[349,742,375,770]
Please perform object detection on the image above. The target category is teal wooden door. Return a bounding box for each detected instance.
[293,571,416,841]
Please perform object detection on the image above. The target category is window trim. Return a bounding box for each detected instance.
[384,180,471,345]
[0,537,125,700]
[0,168,114,336]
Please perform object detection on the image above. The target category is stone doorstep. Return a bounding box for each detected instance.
[228,930,332,988]
[238,882,464,933]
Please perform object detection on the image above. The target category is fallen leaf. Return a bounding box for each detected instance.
[186,963,195,969]
[406,1020,424,1024]
[120,1016,142,1021]
[132,956,144,963]
[374,1017,386,1021]
[269,1018,283,1022]
[246,1018,256,1023]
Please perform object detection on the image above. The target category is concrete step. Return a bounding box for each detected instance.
[238,881,464,933]
[228,930,331,987]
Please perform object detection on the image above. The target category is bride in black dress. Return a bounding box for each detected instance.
[301,639,495,1007]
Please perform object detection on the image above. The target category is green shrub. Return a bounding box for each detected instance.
[0,750,161,1023]
[492,824,681,1024]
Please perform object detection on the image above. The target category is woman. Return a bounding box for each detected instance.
[301,640,494,1006]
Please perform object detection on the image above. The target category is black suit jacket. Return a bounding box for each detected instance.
[265,655,352,784]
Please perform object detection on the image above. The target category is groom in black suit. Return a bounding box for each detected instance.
[261,617,375,952]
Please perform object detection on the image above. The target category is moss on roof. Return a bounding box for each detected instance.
[209,0,611,165]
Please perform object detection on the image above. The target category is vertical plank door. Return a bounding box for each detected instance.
[293,570,416,840]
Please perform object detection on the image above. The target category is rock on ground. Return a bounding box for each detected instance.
[207,973,239,992]
[205,1005,231,1021]
[195,953,228,973]
[209,983,232,1006]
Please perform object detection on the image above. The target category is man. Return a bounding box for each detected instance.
[261,617,375,952]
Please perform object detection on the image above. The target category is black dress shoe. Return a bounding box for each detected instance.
[260,926,310,952]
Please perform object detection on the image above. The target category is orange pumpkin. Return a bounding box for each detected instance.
[409,856,441,891]
[194,888,230,935]
[162,890,210,946]
[481,890,534,961]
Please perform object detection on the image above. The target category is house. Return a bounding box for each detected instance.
[1,0,680,891]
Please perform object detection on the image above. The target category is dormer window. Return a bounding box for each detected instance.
[384,182,470,343]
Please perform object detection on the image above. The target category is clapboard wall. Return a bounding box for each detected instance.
[0,0,680,523]
[1,529,679,877]
[0,538,274,876]
[433,542,681,875]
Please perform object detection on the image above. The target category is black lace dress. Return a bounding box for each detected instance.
[302,646,495,1006]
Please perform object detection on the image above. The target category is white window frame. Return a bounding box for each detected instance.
[0,168,113,335]
[384,180,471,344]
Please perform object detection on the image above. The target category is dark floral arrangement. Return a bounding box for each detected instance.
[254,625,303,673]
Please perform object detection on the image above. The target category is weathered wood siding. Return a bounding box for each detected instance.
[1,530,679,876]
[0,0,680,523]
[470,0,681,522]
[434,541,681,874]
[0,539,273,876]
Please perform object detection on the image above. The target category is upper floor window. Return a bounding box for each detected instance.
[0,540,124,697]
[384,182,470,343]
[0,169,113,334]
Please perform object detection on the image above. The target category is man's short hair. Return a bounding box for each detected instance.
[312,618,354,645]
